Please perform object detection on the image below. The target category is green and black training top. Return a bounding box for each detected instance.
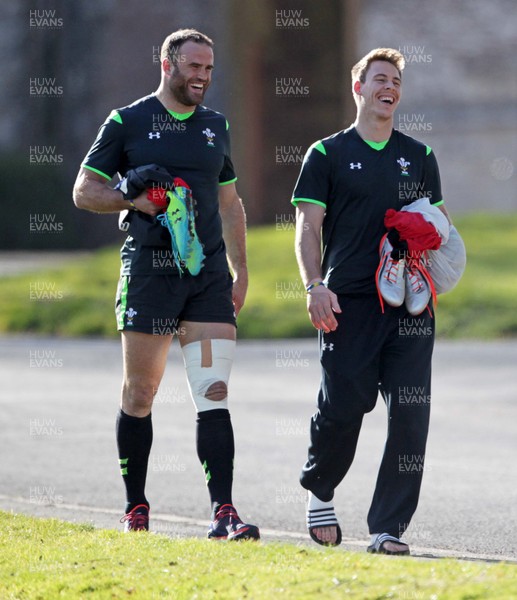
[82,94,236,274]
[292,126,443,295]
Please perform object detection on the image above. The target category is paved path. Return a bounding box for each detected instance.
[1,336,516,561]
[0,251,91,277]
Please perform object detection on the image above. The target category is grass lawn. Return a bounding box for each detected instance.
[1,511,516,599]
[0,213,516,339]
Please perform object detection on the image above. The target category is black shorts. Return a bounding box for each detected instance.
[115,270,236,334]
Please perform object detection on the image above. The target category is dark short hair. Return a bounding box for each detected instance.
[160,29,213,63]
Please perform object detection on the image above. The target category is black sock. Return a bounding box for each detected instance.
[116,409,153,513]
[196,409,234,519]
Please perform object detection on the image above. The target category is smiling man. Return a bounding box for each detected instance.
[73,29,259,540]
[292,48,449,554]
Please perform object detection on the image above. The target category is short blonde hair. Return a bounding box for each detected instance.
[351,48,405,84]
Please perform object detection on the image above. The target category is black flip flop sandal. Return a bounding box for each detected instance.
[367,532,410,555]
[307,507,342,547]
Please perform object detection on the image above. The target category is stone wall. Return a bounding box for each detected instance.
[358,0,517,213]
[0,0,232,248]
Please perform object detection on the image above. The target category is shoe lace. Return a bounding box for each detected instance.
[120,509,148,529]
[215,504,241,525]
[384,258,402,284]
[406,255,438,312]
[406,264,426,292]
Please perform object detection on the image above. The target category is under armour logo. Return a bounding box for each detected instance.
[148,132,160,139]
[322,342,334,352]
[350,162,362,169]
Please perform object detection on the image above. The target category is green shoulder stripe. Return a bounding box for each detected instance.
[310,141,326,156]
[219,177,237,186]
[431,199,444,207]
[225,119,229,131]
[82,164,112,180]
[109,110,123,124]
[291,197,327,208]
[426,145,432,156]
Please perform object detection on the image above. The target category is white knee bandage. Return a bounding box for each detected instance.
[182,339,235,412]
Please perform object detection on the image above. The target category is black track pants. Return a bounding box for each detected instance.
[300,294,434,538]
